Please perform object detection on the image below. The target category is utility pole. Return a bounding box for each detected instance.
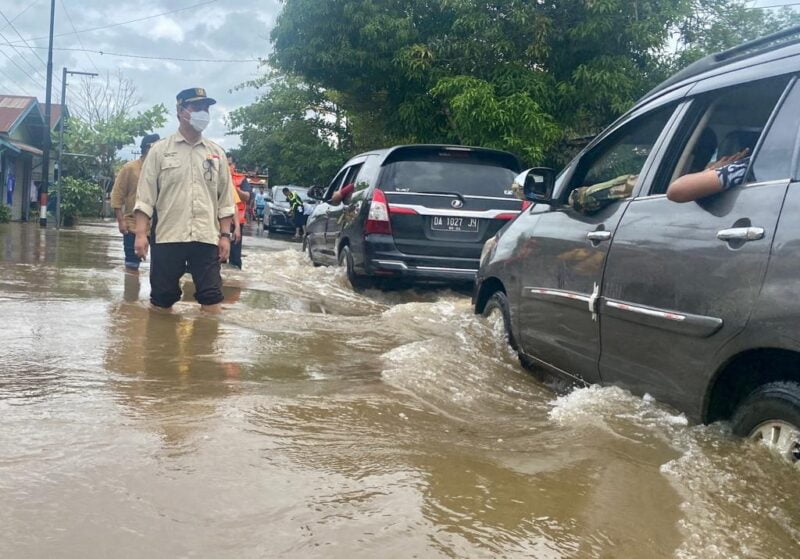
[55,68,97,228]
[39,0,56,227]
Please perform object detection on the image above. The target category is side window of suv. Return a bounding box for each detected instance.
[566,105,674,202]
[652,75,793,195]
[353,156,380,193]
[325,168,349,200]
[341,163,363,189]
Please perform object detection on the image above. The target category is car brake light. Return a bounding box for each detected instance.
[495,212,519,221]
[388,205,418,215]
[365,188,392,235]
[521,200,532,211]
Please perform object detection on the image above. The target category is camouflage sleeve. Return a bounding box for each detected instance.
[715,157,750,191]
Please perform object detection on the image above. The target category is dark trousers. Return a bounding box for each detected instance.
[229,237,242,269]
[122,233,140,269]
[150,242,224,308]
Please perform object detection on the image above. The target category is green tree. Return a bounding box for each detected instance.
[268,0,800,167]
[674,1,800,68]
[58,177,104,226]
[62,72,167,189]
[228,75,349,185]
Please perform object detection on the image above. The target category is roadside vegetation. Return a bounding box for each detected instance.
[56,72,166,224]
[230,0,800,185]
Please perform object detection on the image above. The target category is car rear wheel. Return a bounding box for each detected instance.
[338,245,373,291]
[482,291,517,350]
[732,381,800,465]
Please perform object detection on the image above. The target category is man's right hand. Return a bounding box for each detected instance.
[706,148,750,170]
[117,221,128,235]
[134,233,149,260]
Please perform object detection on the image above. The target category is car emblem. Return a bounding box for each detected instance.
[451,199,463,208]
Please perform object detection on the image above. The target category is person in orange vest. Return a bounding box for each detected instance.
[227,158,247,268]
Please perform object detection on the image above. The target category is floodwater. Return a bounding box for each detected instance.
[0,220,798,559]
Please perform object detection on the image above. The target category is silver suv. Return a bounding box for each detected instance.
[474,27,800,464]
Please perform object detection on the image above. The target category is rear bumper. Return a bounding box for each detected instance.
[363,234,478,283]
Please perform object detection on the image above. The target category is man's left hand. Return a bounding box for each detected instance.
[218,236,231,261]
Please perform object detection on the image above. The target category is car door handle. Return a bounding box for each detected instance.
[586,231,612,242]
[716,227,764,242]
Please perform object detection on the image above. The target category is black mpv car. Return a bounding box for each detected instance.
[305,145,522,289]
[475,26,800,464]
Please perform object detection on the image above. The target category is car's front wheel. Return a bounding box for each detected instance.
[482,291,517,350]
[304,237,320,267]
[732,381,800,464]
[338,245,373,291]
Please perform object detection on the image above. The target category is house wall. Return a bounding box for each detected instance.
[1,151,33,221]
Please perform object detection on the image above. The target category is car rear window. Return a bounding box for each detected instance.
[379,152,519,197]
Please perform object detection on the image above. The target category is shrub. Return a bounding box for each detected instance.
[59,177,103,226]
[0,203,11,223]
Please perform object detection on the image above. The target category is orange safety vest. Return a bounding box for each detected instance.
[229,164,247,223]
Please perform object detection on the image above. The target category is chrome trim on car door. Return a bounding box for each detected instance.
[523,287,594,312]
[602,298,723,337]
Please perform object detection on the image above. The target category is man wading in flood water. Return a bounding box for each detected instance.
[110,133,159,272]
[133,87,235,313]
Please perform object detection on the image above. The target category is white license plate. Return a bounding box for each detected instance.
[430,216,480,232]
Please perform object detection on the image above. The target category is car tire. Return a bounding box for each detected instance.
[482,291,518,350]
[304,237,320,267]
[731,381,800,464]
[338,245,373,291]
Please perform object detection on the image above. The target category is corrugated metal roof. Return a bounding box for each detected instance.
[0,95,37,134]
[0,95,66,134]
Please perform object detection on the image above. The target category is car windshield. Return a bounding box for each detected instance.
[380,155,518,197]
[271,188,310,204]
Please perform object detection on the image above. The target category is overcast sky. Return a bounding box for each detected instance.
[0,0,797,161]
[0,0,280,159]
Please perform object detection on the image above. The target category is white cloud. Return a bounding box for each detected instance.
[0,0,281,159]
[144,17,185,42]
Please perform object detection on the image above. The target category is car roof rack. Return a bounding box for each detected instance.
[643,24,800,100]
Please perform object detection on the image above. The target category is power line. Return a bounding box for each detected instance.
[0,43,46,90]
[0,10,49,84]
[0,43,260,63]
[2,0,220,46]
[0,65,35,95]
[59,0,101,73]
[0,7,78,108]
[0,0,40,34]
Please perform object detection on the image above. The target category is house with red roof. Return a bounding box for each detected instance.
[0,95,67,221]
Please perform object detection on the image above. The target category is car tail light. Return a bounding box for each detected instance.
[495,212,519,221]
[365,189,392,235]
[521,200,532,211]
[388,205,418,215]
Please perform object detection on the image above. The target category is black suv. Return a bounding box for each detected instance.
[474,27,800,462]
[305,145,521,289]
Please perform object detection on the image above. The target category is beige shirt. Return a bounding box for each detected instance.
[109,158,143,232]
[134,132,235,245]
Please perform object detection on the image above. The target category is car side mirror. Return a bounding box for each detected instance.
[516,167,557,205]
[307,186,324,200]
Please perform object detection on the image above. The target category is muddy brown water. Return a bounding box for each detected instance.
[0,221,798,558]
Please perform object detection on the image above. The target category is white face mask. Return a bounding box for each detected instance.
[188,110,210,132]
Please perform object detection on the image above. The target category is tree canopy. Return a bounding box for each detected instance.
[63,72,167,188]
[231,0,800,183]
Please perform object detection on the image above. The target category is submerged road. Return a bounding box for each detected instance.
[0,220,798,558]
